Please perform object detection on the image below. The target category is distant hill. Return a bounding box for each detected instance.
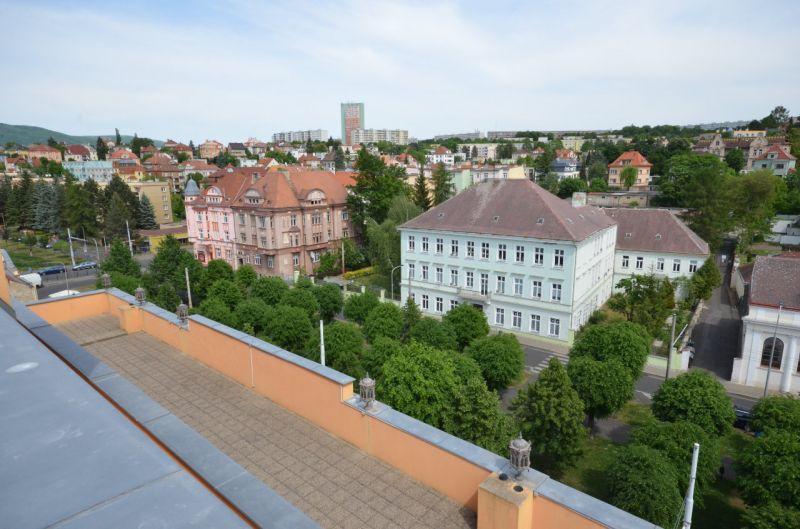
[0,123,163,147]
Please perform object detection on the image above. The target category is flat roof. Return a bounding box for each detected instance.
[0,308,251,529]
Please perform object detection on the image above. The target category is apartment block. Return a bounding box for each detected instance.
[272,129,329,143]
[350,128,409,145]
[130,180,174,225]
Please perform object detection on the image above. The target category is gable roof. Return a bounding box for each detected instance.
[65,144,91,156]
[749,253,800,311]
[756,144,796,161]
[603,208,709,256]
[400,180,616,242]
[608,151,652,168]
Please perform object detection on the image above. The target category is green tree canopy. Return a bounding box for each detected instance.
[262,305,313,354]
[137,195,158,229]
[620,166,638,189]
[279,287,320,322]
[233,298,271,335]
[363,302,404,342]
[234,264,257,291]
[557,177,588,199]
[153,283,181,312]
[442,303,490,350]
[751,395,800,434]
[251,276,288,306]
[567,356,632,428]
[465,333,524,391]
[607,274,674,338]
[431,163,452,205]
[408,317,457,351]
[570,321,651,379]
[448,375,514,455]
[737,431,800,510]
[313,283,344,322]
[148,235,204,299]
[197,297,237,328]
[742,502,800,529]
[207,279,244,310]
[725,148,746,172]
[363,336,402,380]
[651,370,734,436]
[102,239,140,277]
[343,291,379,324]
[413,171,431,210]
[401,296,422,339]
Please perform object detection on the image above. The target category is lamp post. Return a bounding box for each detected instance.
[763,302,783,398]
[390,264,403,302]
[509,434,531,477]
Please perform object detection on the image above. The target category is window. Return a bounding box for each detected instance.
[422,237,429,252]
[554,249,564,268]
[689,260,698,273]
[657,257,664,271]
[551,283,562,302]
[422,294,429,310]
[635,256,644,270]
[421,265,429,280]
[341,210,349,220]
[240,233,246,243]
[253,255,262,266]
[622,255,630,268]
[466,271,474,288]
[290,214,297,227]
[480,273,489,295]
[408,263,415,279]
[435,297,443,313]
[514,277,523,296]
[549,318,560,337]
[531,280,542,299]
[497,244,507,261]
[512,311,522,329]
[450,299,459,311]
[761,338,784,368]
[495,308,505,325]
[292,253,300,266]
[436,238,444,254]
[238,213,246,225]
[496,275,506,294]
[408,236,415,251]
[450,269,458,286]
[436,267,443,284]
[530,314,541,333]
[260,236,267,247]
[266,255,274,268]
[451,239,459,256]
[311,211,322,225]
[467,241,475,258]
[534,247,544,265]
[515,245,525,263]
[673,259,681,273]
[481,242,490,259]
[225,249,232,259]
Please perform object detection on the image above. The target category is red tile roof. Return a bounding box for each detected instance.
[756,144,796,161]
[608,151,652,168]
[65,144,91,156]
[28,144,60,153]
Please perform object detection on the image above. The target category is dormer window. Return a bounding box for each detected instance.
[655,234,662,240]
[625,232,632,238]
[537,217,544,224]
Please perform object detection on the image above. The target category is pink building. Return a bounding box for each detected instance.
[184,166,354,278]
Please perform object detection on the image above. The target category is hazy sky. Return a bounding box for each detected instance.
[2,0,798,143]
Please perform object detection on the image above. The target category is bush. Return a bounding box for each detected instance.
[154,283,181,312]
[251,276,288,306]
[742,502,800,529]
[465,333,524,391]
[313,283,344,322]
[408,318,457,351]
[343,291,379,324]
[651,370,734,437]
[206,279,243,310]
[343,266,375,280]
[363,302,404,342]
[442,304,490,350]
[570,321,651,379]
[567,357,632,427]
[751,395,800,434]
[737,431,800,510]
[99,271,139,295]
[234,265,257,291]
[280,287,320,322]
[306,321,365,380]
[363,336,402,379]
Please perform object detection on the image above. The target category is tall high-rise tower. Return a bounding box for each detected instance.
[340,102,364,145]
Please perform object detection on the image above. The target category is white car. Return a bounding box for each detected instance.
[48,289,79,298]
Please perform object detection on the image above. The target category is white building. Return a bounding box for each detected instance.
[731,254,800,392]
[272,130,329,143]
[350,128,409,145]
[62,160,114,184]
[603,208,710,291]
[458,143,499,161]
[399,180,617,343]
[426,146,456,166]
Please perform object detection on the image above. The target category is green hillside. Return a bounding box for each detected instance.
[0,123,162,147]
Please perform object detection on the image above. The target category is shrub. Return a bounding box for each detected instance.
[651,370,734,437]
[343,291,379,324]
[251,276,288,306]
[442,304,490,350]
[751,395,800,434]
[363,302,404,342]
[262,305,313,354]
[465,333,524,391]
[206,279,243,310]
[313,283,344,322]
[408,318,458,351]
[197,297,237,328]
[280,287,320,321]
[570,321,651,379]
[343,266,375,280]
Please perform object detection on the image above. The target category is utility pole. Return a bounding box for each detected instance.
[184,267,193,309]
[682,443,700,529]
[666,310,676,379]
[125,220,133,256]
[319,320,326,367]
[763,302,783,398]
[66,227,76,267]
[93,239,100,262]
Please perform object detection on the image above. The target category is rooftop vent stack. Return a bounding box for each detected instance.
[101,273,111,288]
[134,287,146,305]
[509,434,531,476]
[359,375,376,411]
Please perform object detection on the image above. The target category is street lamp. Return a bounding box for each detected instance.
[390,264,403,302]
[763,302,783,398]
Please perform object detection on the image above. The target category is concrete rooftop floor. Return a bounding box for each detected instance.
[57,315,477,529]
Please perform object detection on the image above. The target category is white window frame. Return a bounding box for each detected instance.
[512,311,522,329]
[497,244,507,261]
[514,277,523,296]
[549,317,560,337]
[436,238,444,254]
[515,245,525,263]
[551,283,562,302]
[673,259,681,273]
[534,247,544,265]
[451,239,459,256]
[553,249,564,268]
[481,242,490,259]
[467,241,475,258]
[496,275,506,294]
[531,280,542,299]
[408,236,415,251]
[530,314,541,333]
[435,297,443,313]
[495,307,505,326]
[408,263,415,279]
[421,237,429,252]
[635,256,644,270]
[466,271,474,288]
[621,255,629,268]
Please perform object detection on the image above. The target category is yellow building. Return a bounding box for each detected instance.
[129,180,173,225]
[139,225,188,253]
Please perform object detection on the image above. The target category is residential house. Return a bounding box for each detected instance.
[427,146,456,166]
[181,159,218,183]
[62,161,115,184]
[471,164,526,184]
[109,148,141,167]
[198,140,224,160]
[733,130,767,139]
[731,253,800,392]
[550,149,580,180]
[116,165,145,182]
[146,165,184,192]
[129,180,174,225]
[399,180,618,343]
[321,151,337,172]
[560,136,586,151]
[298,154,322,169]
[607,151,652,189]
[751,144,796,176]
[257,157,279,169]
[64,144,95,161]
[185,166,354,278]
[602,207,710,292]
[458,143,499,162]
[27,144,62,163]
[692,133,726,159]
[227,143,247,158]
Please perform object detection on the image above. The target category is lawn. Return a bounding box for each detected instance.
[0,238,75,270]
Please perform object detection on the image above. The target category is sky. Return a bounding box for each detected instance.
[1,0,798,143]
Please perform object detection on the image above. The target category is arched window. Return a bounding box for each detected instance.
[760,337,784,368]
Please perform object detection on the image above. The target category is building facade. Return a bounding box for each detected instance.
[272,130,329,143]
[399,180,617,343]
[62,160,115,183]
[350,128,408,145]
[185,166,353,279]
[340,102,365,144]
[608,151,652,189]
[130,181,174,226]
[198,140,224,160]
[752,144,797,176]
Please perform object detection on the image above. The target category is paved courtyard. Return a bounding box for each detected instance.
[58,315,476,529]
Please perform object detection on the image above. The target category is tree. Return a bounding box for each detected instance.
[313,283,343,322]
[363,302,403,342]
[732,170,782,252]
[742,502,800,529]
[465,333,524,391]
[363,336,402,379]
[386,193,422,225]
[688,258,721,302]
[588,177,609,192]
[96,137,108,160]
[263,305,313,354]
[607,445,683,528]
[233,298,271,334]
[570,322,651,379]
[306,321,365,379]
[280,287,319,322]
[102,239,140,276]
[557,177,588,199]
[607,274,674,337]
[379,342,461,430]
[448,375,514,455]
[431,163,452,205]
[251,276,288,306]
[154,283,181,312]
[233,264,257,291]
[567,357,632,429]
[33,182,60,233]
[620,166,638,190]
[442,304,490,350]
[136,195,158,229]
[510,358,586,472]
[197,297,238,328]
[588,161,608,182]
[207,279,243,310]
[148,235,204,299]
[738,431,800,509]
[401,296,422,339]
[343,291,379,324]
[751,395,800,434]
[725,148,746,172]
[651,370,734,436]
[409,318,457,351]
[413,171,431,210]
[64,183,96,236]
[346,150,407,234]
[100,271,139,294]
[334,147,345,170]
[540,172,560,194]
[115,128,122,146]
[104,192,133,238]
[171,193,186,220]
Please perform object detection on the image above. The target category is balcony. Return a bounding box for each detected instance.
[457,287,491,303]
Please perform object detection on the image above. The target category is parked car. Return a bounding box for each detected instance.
[38,264,66,276]
[72,261,97,271]
[733,405,752,432]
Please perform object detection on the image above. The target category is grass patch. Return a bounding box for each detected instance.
[720,429,753,458]
[0,239,74,270]
[693,478,746,529]
[560,436,617,501]
[613,402,655,427]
